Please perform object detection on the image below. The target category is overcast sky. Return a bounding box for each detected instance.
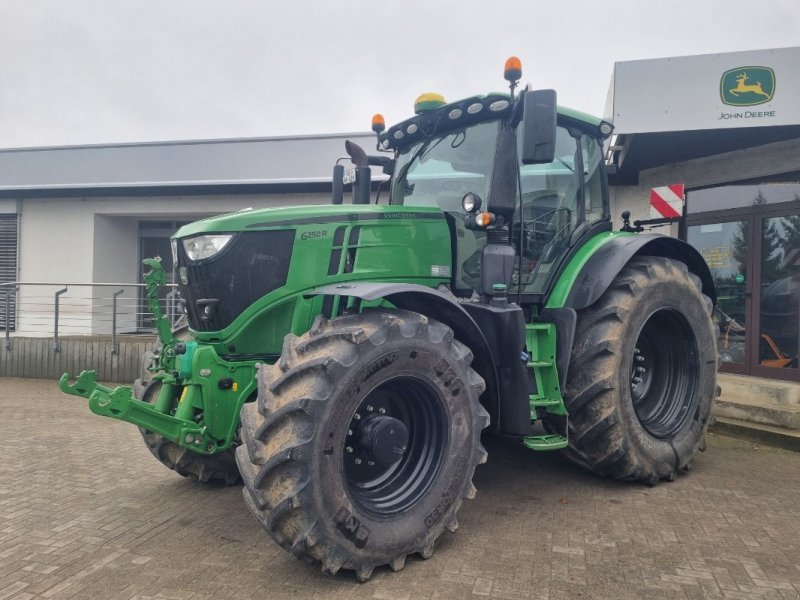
[1,0,798,149]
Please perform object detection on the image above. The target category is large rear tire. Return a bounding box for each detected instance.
[236,309,488,581]
[561,256,718,484]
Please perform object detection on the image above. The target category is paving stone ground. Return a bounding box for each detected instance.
[1,377,799,600]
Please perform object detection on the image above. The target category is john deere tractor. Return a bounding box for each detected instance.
[61,58,718,581]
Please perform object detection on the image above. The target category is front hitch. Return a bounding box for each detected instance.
[58,370,219,454]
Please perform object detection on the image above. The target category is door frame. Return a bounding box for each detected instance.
[685,199,800,381]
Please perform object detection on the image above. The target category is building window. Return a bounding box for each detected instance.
[0,214,18,331]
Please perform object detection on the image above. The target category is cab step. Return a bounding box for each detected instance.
[523,434,568,451]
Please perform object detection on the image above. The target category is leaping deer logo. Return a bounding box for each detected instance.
[721,66,775,106]
[729,72,770,98]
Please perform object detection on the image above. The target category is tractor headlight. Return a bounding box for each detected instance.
[182,234,234,261]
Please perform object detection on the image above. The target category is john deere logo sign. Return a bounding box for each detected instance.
[720,67,775,106]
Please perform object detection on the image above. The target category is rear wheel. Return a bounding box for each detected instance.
[236,309,488,581]
[561,256,718,484]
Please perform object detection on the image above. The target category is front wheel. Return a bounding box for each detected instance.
[561,256,718,484]
[137,381,241,485]
[236,309,488,581]
[134,324,240,485]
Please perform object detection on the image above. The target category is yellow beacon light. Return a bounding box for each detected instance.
[504,56,522,82]
[414,93,446,114]
[371,113,385,134]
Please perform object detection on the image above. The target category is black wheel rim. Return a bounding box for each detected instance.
[630,308,699,438]
[343,375,448,518]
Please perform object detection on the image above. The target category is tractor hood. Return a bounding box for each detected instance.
[171,203,453,338]
[174,204,446,238]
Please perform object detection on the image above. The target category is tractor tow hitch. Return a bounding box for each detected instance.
[58,370,219,454]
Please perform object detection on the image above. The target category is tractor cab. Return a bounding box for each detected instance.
[336,58,614,308]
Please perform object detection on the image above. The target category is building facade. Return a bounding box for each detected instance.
[606,47,800,382]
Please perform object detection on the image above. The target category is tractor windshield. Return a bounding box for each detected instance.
[389,119,607,297]
[389,120,498,211]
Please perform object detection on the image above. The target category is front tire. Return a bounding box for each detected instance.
[561,256,718,484]
[236,309,488,581]
[134,324,240,486]
[137,381,241,485]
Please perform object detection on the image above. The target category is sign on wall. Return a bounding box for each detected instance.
[607,47,800,133]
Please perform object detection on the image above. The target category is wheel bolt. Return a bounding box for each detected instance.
[633,376,642,384]
[636,355,645,362]
[367,461,375,466]
[353,413,361,421]
[366,405,374,412]
[347,429,353,436]
[346,446,353,453]
[634,348,640,354]
[354,458,362,465]
[378,407,386,414]
[636,366,646,373]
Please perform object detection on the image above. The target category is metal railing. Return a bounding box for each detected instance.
[0,281,181,353]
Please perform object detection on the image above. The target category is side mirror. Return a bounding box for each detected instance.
[521,89,557,165]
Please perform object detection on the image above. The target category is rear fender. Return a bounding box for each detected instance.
[558,233,716,311]
[307,283,501,433]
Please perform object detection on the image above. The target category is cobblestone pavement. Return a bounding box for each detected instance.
[1,378,799,600]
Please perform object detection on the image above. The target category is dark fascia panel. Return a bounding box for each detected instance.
[0,132,381,192]
[0,178,390,199]
[617,125,800,174]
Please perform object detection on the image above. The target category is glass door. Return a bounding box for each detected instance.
[753,212,800,378]
[687,219,752,373]
[685,184,800,381]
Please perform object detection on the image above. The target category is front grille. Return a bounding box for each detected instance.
[177,230,295,331]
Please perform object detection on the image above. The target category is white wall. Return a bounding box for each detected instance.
[0,199,17,214]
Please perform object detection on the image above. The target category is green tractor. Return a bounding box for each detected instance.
[61,58,718,581]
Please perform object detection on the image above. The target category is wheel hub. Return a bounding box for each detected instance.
[358,415,409,467]
[342,376,447,518]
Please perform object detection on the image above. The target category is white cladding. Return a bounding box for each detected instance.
[607,46,800,134]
